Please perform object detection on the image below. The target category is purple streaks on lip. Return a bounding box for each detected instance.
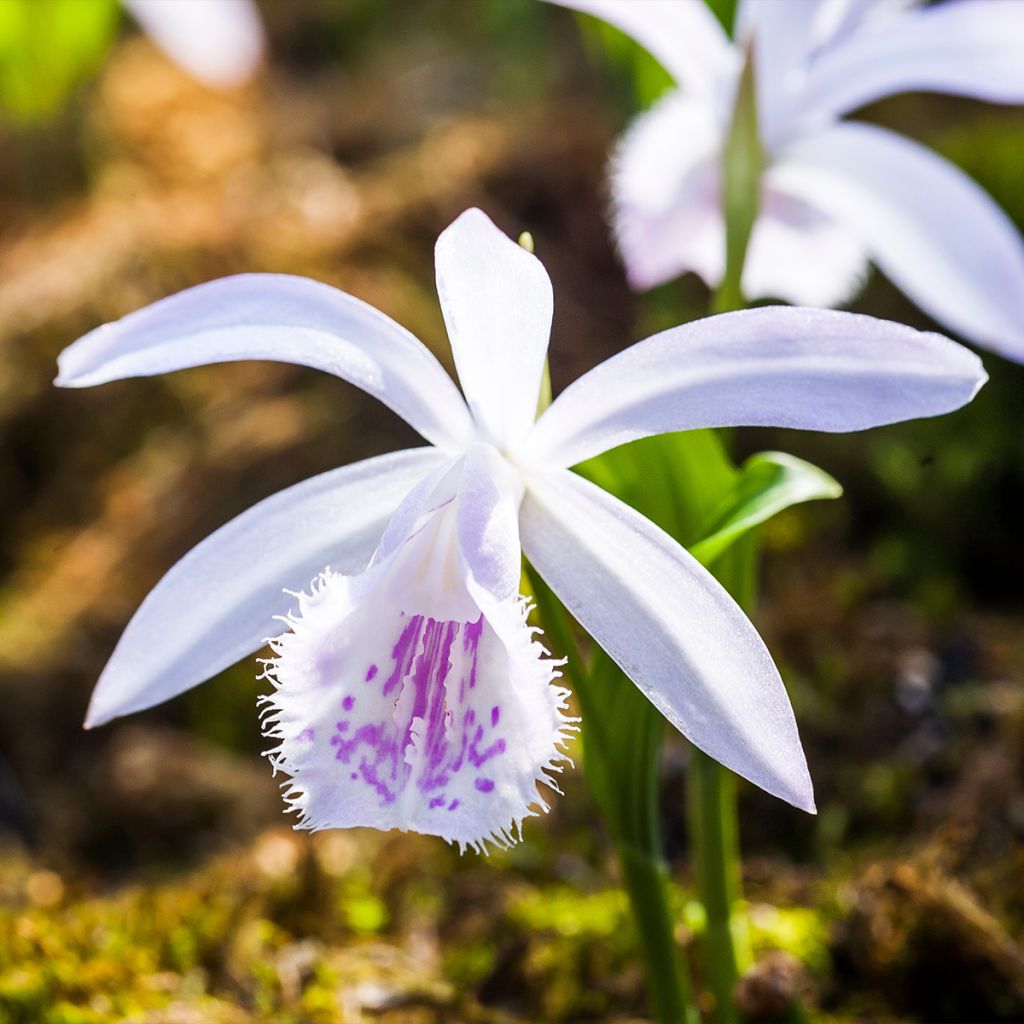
[383,615,424,696]
[464,615,484,689]
[328,611,512,815]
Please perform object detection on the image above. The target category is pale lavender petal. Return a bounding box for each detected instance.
[610,90,723,291]
[797,0,1024,127]
[521,469,813,812]
[263,446,571,851]
[85,447,450,728]
[541,0,737,103]
[435,210,553,450]
[124,0,265,88]
[455,446,525,605]
[742,184,868,306]
[773,121,1024,361]
[735,0,821,144]
[808,0,912,52]
[56,274,476,450]
[519,306,986,469]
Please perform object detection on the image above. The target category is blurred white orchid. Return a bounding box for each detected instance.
[123,0,264,88]
[547,0,1024,361]
[57,209,984,848]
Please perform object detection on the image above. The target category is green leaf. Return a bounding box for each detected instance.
[689,451,842,567]
[574,16,674,110]
[0,0,119,123]
[577,429,738,546]
[704,0,738,37]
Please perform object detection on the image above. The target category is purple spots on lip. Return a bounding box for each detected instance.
[491,705,500,727]
[296,728,315,743]
[360,760,396,804]
[469,731,506,768]
[342,695,355,711]
[448,799,460,811]
[365,664,378,682]
[475,778,495,793]
[315,649,342,681]
[428,795,446,809]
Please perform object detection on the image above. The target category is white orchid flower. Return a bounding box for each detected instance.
[123,0,264,88]
[546,0,1024,362]
[56,209,985,849]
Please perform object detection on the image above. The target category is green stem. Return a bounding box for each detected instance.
[688,750,744,1024]
[619,842,700,1024]
[686,541,758,1022]
[526,565,700,1024]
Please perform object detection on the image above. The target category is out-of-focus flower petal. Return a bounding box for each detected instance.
[85,447,451,728]
[773,121,1024,361]
[735,0,821,143]
[521,468,814,812]
[610,90,722,290]
[797,0,1024,127]
[56,274,476,450]
[124,0,265,88]
[742,184,869,306]
[808,0,912,52]
[541,0,737,102]
[435,209,553,451]
[262,446,571,850]
[520,306,986,469]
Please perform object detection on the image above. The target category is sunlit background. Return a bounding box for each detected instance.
[1,2,1023,1021]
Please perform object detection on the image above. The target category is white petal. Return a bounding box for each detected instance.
[742,184,869,307]
[263,447,571,851]
[734,0,821,144]
[85,447,450,727]
[124,0,265,88]
[772,122,1024,361]
[520,469,813,811]
[797,0,1024,128]
[434,210,553,450]
[542,0,738,103]
[808,0,913,52]
[56,273,476,450]
[519,305,986,469]
[610,91,724,291]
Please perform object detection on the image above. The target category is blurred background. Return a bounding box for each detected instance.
[1,2,1023,1021]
